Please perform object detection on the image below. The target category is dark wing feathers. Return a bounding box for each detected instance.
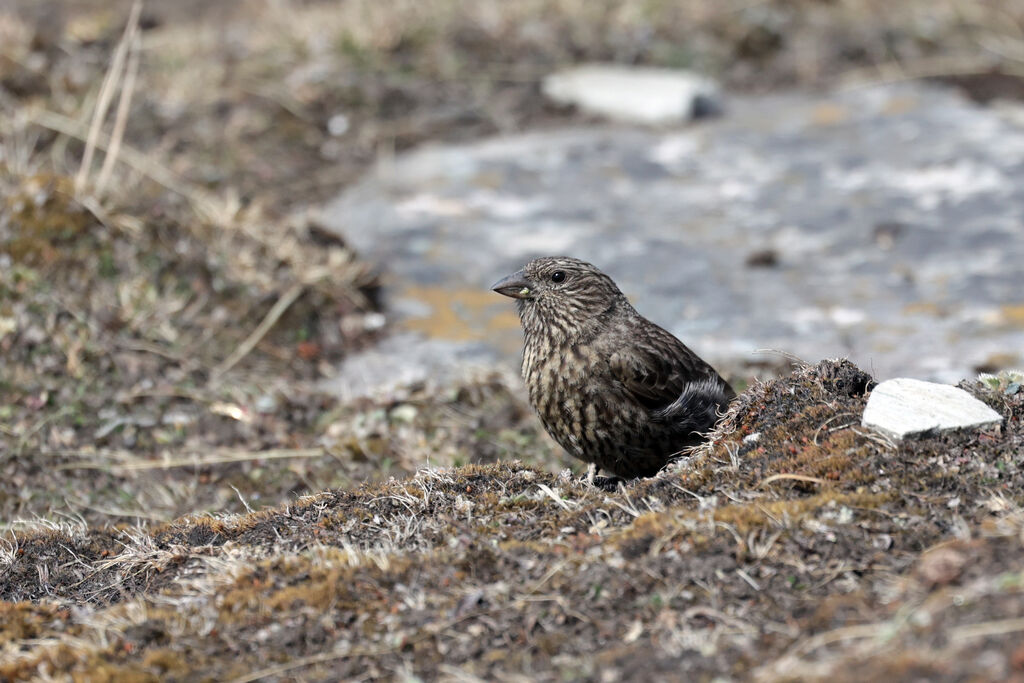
[609,322,716,411]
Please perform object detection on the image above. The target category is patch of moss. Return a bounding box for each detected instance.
[1,174,94,265]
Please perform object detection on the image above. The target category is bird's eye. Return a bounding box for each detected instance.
[550,271,566,283]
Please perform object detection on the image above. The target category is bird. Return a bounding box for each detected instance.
[492,256,735,482]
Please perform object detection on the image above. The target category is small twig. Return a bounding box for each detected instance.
[758,473,829,488]
[211,283,305,379]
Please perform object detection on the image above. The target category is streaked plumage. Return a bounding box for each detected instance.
[492,256,734,478]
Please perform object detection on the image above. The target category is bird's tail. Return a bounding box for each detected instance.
[652,376,731,438]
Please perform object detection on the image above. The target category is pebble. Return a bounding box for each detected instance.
[541,64,721,124]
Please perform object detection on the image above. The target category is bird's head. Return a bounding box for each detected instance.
[491,256,625,339]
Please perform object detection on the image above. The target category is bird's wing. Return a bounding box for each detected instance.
[608,324,711,411]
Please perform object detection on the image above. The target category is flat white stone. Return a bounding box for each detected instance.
[541,64,719,125]
[862,378,1002,440]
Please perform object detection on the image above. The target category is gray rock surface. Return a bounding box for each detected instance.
[320,333,497,400]
[322,83,1024,396]
[541,64,720,124]
[862,378,1003,440]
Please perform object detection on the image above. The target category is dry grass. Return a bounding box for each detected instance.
[0,362,1021,680]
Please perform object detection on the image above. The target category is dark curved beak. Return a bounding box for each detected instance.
[491,269,533,299]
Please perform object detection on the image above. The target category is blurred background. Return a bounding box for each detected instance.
[2,0,1023,524]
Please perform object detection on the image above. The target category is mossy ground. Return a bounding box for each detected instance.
[2,360,1022,681]
[3,1,1024,680]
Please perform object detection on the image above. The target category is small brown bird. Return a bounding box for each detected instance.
[492,256,734,481]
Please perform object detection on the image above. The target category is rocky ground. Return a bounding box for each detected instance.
[325,83,1024,387]
[2,1,1024,680]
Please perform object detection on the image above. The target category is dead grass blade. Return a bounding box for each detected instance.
[949,616,1024,641]
[95,29,142,198]
[839,54,1024,90]
[758,473,829,488]
[536,483,573,511]
[753,348,810,368]
[57,447,325,472]
[211,282,306,380]
[32,109,222,219]
[74,0,142,195]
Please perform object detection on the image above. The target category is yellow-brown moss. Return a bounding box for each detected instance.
[1,174,94,265]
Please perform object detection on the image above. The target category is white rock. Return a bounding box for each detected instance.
[541,64,720,125]
[327,113,350,136]
[862,378,1002,440]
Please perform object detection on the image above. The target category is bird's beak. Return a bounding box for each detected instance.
[491,269,533,299]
